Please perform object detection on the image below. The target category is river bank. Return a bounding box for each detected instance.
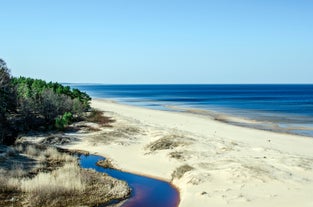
[0,143,130,207]
[80,154,179,207]
[61,98,313,207]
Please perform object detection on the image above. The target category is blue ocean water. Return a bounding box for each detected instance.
[70,84,313,137]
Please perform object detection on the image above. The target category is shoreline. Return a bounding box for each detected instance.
[63,98,313,207]
[96,98,313,138]
[165,104,313,138]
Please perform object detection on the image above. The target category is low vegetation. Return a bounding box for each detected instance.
[0,58,131,206]
[20,162,85,206]
[169,151,186,161]
[85,109,114,126]
[96,159,115,169]
[171,164,194,180]
[0,144,130,207]
[146,134,188,152]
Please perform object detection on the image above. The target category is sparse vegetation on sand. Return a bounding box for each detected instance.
[0,144,130,207]
[89,125,140,145]
[86,109,115,126]
[172,164,194,180]
[146,134,189,152]
[96,159,115,169]
[169,151,186,161]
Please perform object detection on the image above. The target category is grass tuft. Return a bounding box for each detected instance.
[146,134,187,152]
[0,144,130,206]
[86,109,114,126]
[172,164,194,180]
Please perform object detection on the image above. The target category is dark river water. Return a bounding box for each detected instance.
[79,154,180,207]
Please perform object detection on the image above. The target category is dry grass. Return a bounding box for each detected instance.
[0,144,130,206]
[40,135,77,145]
[21,162,84,193]
[19,158,129,207]
[15,144,42,156]
[76,124,102,132]
[0,168,21,194]
[15,144,75,162]
[21,162,85,206]
[146,134,189,152]
[79,169,130,205]
[0,170,12,193]
[172,164,194,180]
[89,125,140,145]
[9,163,27,178]
[169,151,186,161]
[25,145,39,156]
[96,159,115,169]
[86,109,115,126]
[43,147,76,162]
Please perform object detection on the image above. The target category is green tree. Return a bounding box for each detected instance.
[0,59,15,144]
[0,58,92,144]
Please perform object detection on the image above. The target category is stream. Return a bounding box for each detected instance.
[79,154,180,207]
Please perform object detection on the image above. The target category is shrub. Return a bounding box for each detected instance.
[55,112,73,130]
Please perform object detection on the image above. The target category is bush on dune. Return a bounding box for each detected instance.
[55,112,73,130]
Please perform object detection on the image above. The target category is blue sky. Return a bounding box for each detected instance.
[1,0,312,84]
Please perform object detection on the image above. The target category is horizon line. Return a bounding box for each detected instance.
[63,82,313,85]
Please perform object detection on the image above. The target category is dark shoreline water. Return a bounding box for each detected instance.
[69,84,313,137]
[79,154,180,207]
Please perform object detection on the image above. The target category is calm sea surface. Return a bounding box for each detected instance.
[69,84,313,137]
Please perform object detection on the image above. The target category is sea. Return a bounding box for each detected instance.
[68,84,313,137]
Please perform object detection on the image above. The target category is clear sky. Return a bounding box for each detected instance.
[1,0,312,84]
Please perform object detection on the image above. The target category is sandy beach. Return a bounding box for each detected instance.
[62,99,313,207]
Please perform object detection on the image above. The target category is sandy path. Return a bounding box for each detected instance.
[63,99,313,207]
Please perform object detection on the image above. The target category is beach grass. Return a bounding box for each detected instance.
[0,144,130,207]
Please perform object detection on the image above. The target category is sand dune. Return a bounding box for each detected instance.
[63,99,313,207]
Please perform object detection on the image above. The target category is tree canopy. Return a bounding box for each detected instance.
[0,59,92,145]
[0,59,17,144]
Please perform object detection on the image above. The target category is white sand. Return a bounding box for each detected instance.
[64,99,313,207]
